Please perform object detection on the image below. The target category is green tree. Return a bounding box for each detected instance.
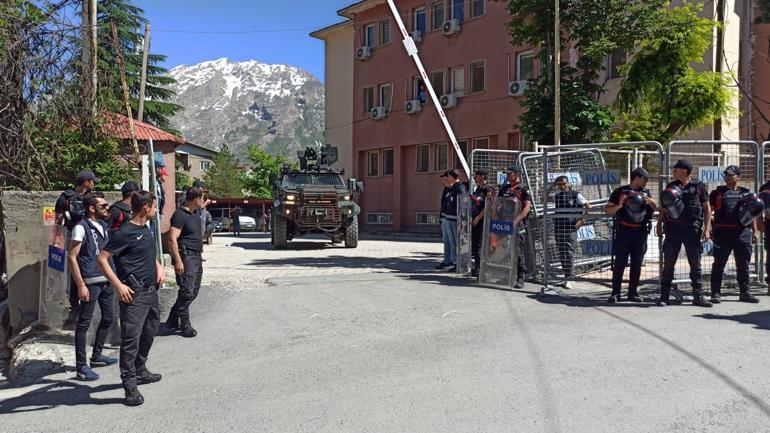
[615,4,734,143]
[506,0,664,145]
[203,145,244,198]
[242,145,293,199]
[175,160,193,189]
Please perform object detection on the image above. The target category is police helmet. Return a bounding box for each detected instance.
[738,193,765,227]
[623,193,647,223]
[660,185,685,220]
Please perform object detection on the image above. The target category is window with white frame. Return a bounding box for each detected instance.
[382,149,394,176]
[450,66,465,96]
[364,24,376,47]
[470,61,485,93]
[517,52,535,81]
[416,212,441,225]
[416,144,430,173]
[378,83,392,112]
[433,143,448,172]
[606,49,626,79]
[379,18,391,45]
[363,86,375,114]
[430,1,444,30]
[200,160,211,171]
[413,7,426,34]
[474,137,489,149]
[471,0,484,18]
[450,0,464,22]
[429,70,445,96]
[367,151,379,177]
[367,213,393,224]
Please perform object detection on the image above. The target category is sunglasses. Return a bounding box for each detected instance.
[97,204,109,209]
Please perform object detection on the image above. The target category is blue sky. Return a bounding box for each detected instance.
[133,0,356,82]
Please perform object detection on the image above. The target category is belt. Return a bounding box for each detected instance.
[180,247,202,256]
[83,275,109,285]
[618,221,643,229]
[715,223,741,228]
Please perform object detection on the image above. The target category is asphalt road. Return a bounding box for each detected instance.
[2,233,770,432]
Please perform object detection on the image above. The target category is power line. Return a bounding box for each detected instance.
[152,26,320,34]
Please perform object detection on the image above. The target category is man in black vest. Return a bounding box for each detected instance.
[166,187,206,337]
[709,165,759,304]
[437,169,467,273]
[98,191,165,407]
[67,192,116,381]
[108,181,139,234]
[549,175,590,281]
[759,179,770,295]
[498,165,532,288]
[470,169,494,277]
[657,159,712,307]
[605,167,657,303]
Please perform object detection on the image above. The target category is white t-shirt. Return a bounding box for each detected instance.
[71,220,105,242]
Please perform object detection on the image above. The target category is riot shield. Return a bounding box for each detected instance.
[455,192,472,274]
[40,224,70,328]
[479,195,522,289]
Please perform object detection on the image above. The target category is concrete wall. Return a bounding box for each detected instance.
[1,191,120,333]
[322,23,355,177]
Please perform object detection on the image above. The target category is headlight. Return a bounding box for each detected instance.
[285,200,295,205]
[343,195,350,201]
[285,209,291,215]
[286,194,296,201]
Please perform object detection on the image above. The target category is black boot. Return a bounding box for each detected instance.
[124,387,144,406]
[739,290,759,303]
[165,309,179,330]
[692,294,713,308]
[136,366,162,385]
[180,315,198,338]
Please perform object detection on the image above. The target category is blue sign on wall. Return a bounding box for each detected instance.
[490,219,514,235]
[582,240,613,256]
[582,170,620,186]
[48,245,65,272]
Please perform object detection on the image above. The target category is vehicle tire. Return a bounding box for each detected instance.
[344,217,358,248]
[273,212,288,249]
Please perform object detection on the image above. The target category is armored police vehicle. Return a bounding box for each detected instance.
[271,145,363,249]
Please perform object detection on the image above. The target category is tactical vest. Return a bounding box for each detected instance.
[667,180,705,224]
[75,219,113,283]
[615,186,652,230]
[713,186,750,227]
[554,190,583,223]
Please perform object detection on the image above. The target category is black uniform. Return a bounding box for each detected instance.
[498,182,531,280]
[470,183,494,272]
[609,185,653,298]
[56,189,86,318]
[660,179,709,303]
[108,201,132,234]
[762,180,770,285]
[169,208,204,320]
[103,222,160,391]
[553,190,587,277]
[709,186,753,295]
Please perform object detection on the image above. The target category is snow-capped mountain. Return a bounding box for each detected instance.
[167,58,324,158]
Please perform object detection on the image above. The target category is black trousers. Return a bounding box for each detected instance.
[611,227,648,297]
[471,220,483,270]
[661,225,703,301]
[516,229,528,279]
[119,286,160,390]
[172,252,203,318]
[75,282,115,369]
[233,221,241,236]
[68,279,80,318]
[711,227,752,294]
[554,222,577,277]
[764,227,770,284]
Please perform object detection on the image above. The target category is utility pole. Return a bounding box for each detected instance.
[713,0,725,141]
[81,0,98,124]
[137,24,151,122]
[554,0,561,148]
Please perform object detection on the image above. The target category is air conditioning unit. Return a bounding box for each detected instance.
[411,30,423,43]
[440,94,458,109]
[442,19,461,36]
[509,80,528,97]
[405,100,422,114]
[370,106,387,120]
[356,46,372,61]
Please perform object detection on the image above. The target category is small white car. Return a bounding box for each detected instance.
[239,216,256,231]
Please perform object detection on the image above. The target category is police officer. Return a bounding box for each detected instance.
[605,167,657,303]
[97,191,165,407]
[549,175,590,281]
[657,159,712,307]
[469,169,494,277]
[499,165,532,288]
[166,187,206,337]
[108,181,139,233]
[709,165,759,304]
[759,179,770,295]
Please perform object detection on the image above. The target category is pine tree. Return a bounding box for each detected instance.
[203,145,245,198]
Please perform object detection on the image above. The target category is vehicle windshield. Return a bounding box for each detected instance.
[282,173,345,187]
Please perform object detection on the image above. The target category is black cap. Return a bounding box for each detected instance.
[507,165,522,174]
[474,169,488,177]
[724,165,741,176]
[440,169,460,179]
[76,170,101,183]
[630,167,650,180]
[673,159,693,173]
[192,179,204,188]
[121,181,140,193]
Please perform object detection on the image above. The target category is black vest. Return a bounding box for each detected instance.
[75,219,114,281]
[713,186,751,226]
[554,190,583,224]
[666,180,705,224]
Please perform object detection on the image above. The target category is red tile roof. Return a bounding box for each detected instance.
[102,112,185,145]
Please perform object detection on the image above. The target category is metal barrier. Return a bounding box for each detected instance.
[759,141,770,283]
[478,195,522,289]
[538,142,665,293]
[666,140,761,295]
[455,192,472,274]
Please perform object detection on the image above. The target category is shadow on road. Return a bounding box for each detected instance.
[530,293,657,308]
[696,310,770,331]
[0,380,123,413]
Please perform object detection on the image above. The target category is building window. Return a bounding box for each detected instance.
[413,77,427,102]
[363,86,375,114]
[455,140,469,170]
[367,151,379,177]
[470,61,485,93]
[379,18,391,45]
[429,70,445,96]
[430,1,444,30]
[367,213,393,224]
[378,83,392,111]
[450,0,464,22]
[416,144,430,173]
[363,24,376,48]
[606,49,626,79]
[413,7,426,34]
[471,0,484,18]
[434,143,448,172]
[382,148,394,175]
[450,66,464,96]
[200,160,211,171]
[416,212,441,225]
[474,137,489,149]
[517,52,535,81]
